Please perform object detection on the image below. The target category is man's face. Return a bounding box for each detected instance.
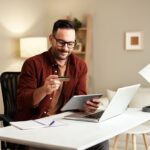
[50,28,76,60]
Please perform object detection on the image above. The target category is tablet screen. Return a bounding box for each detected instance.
[61,94,102,111]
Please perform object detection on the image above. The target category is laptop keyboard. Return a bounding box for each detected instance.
[85,111,104,119]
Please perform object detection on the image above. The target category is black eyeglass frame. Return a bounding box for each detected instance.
[53,35,76,49]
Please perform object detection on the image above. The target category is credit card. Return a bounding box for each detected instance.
[58,76,70,82]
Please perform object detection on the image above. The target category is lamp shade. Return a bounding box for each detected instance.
[139,64,150,83]
[20,37,48,58]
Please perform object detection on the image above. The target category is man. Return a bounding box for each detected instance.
[16,19,109,150]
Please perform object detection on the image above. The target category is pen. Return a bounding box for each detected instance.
[49,120,55,126]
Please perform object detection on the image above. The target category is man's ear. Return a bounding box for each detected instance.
[49,35,53,44]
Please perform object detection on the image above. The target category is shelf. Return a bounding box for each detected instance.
[77,27,87,31]
[75,14,92,64]
[72,51,86,55]
[66,14,92,91]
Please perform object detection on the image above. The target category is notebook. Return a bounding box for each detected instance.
[63,84,140,122]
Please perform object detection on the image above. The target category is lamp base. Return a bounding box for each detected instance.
[142,105,150,112]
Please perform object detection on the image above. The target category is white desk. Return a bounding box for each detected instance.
[0,109,150,150]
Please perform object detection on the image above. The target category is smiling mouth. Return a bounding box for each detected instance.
[59,51,69,54]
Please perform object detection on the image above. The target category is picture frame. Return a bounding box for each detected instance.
[74,42,82,52]
[125,32,143,50]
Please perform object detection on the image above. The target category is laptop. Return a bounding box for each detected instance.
[62,84,140,122]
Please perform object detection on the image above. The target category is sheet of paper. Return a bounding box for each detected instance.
[50,120,67,127]
[36,117,67,127]
[35,116,54,126]
[10,117,67,130]
[10,120,48,130]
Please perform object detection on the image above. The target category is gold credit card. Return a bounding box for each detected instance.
[58,76,70,82]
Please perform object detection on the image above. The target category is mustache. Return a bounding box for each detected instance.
[58,49,70,53]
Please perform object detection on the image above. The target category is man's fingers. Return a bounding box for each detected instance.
[86,100,99,108]
[44,75,61,94]
[92,98,101,104]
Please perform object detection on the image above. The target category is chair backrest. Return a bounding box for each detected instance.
[0,72,20,123]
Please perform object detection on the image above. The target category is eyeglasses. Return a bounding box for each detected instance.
[53,35,76,49]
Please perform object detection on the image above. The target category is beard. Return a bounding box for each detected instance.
[52,47,72,60]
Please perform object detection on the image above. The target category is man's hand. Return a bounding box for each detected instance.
[43,75,61,95]
[83,98,101,113]
[33,75,61,106]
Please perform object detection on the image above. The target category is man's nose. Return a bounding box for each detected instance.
[62,43,69,50]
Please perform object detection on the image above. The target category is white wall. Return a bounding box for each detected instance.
[93,0,150,94]
[0,0,96,72]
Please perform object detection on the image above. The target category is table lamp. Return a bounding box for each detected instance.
[139,64,150,83]
[139,64,150,112]
[20,37,48,58]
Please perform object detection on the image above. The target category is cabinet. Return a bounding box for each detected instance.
[66,14,93,91]
[74,14,93,92]
[73,14,92,66]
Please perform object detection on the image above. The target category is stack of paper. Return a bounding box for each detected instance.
[10,116,66,130]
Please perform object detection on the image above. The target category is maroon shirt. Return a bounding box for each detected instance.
[15,49,87,121]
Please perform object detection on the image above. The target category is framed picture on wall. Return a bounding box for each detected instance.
[125,32,143,50]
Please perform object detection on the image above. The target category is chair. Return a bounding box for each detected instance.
[112,87,150,150]
[113,122,150,150]
[0,72,20,149]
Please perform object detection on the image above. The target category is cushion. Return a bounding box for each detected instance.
[129,87,150,108]
[106,89,116,101]
[98,97,109,110]
[106,87,150,108]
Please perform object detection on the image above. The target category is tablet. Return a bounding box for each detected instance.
[61,94,102,111]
